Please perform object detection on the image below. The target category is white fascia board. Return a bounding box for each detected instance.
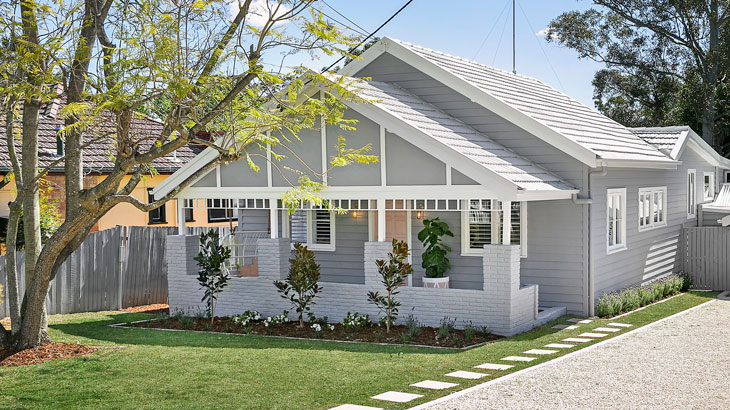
[152,147,219,198]
[338,40,389,77]
[599,159,680,170]
[344,99,518,197]
[377,38,599,167]
[686,130,730,169]
[515,189,579,201]
[670,128,690,160]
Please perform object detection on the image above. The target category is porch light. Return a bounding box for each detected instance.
[352,210,361,218]
[416,211,423,219]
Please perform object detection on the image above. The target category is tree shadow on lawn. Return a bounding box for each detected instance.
[51,311,574,356]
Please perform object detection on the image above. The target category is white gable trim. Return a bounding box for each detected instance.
[342,38,599,167]
[685,129,730,169]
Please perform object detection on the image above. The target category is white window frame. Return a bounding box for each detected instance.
[461,200,527,258]
[703,171,716,201]
[687,169,697,219]
[288,209,336,252]
[606,188,627,255]
[638,187,667,232]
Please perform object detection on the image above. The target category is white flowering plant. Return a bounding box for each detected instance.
[263,311,289,329]
[311,323,322,337]
[342,312,374,330]
[231,310,261,327]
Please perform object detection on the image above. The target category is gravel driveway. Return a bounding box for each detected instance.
[426,298,730,410]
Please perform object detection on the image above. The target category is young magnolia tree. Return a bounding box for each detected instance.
[0,0,376,349]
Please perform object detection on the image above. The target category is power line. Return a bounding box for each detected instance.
[318,7,368,37]
[321,0,369,36]
[471,0,512,60]
[321,0,414,74]
[516,0,566,91]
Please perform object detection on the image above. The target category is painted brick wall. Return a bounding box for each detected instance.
[168,237,540,336]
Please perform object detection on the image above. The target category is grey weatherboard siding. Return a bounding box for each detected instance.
[590,148,714,298]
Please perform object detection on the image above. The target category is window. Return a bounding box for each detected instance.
[638,187,667,231]
[607,188,627,254]
[147,189,166,224]
[687,169,696,218]
[461,200,526,257]
[704,172,716,201]
[289,209,335,251]
[184,208,195,222]
[207,199,238,223]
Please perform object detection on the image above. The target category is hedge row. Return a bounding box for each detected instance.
[596,274,691,318]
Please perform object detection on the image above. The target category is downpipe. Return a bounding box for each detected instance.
[572,166,607,317]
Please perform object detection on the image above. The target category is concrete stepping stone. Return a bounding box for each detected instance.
[544,343,575,349]
[551,324,579,330]
[608,322,632,328]
[410,380,459,390]
[567,318,592,324]
[501,356,537,362]
[445,370,489,379]
[523,349,558,355]
[474,363,514,371]
[579,332,608,338]
[371,391,423,403]
[329,405,383,410]
[594,327,621,332]
[562,337,593,343]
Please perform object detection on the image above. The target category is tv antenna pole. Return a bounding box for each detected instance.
[512,0,516,74]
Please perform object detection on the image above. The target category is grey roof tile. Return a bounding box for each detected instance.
[355,79,575,192]
[391,39,672,163]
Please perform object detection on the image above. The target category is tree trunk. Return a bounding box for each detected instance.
[5,205,23,335]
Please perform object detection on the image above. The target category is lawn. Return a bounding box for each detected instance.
[0,291,718,410]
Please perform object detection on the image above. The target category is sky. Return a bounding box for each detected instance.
[277,0,604,108]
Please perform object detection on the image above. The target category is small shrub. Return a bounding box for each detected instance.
[463,321,476,343]
[405,312,422,339]
[479,326,491,337]
[437,316,455,340]
[202,321,212,331]
[307,313,329,327]
[367,240,413,333]
[680,274,692,291]
[400,332,411,343]
[177,316,193,328]
[452,334,460,347]
[597,275,690,318]
[263,311,289,333]
[274,244,322,328]
[310,323,323,338]
[195,229,232,325]
[342,312,373,329]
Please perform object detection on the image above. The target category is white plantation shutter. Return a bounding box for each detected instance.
[465,200,525,255]
[312,210,332,245]
[607,188,626,253]
[468,200,493,249]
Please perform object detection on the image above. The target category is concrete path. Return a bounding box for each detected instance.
[425,299,730,410]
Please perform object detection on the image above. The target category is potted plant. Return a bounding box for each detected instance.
[417,217,454,288]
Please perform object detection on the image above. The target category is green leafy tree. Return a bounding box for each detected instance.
[417,217,453,279]
[194,230,231,325]
[274,243,322,328]
[0,0,376,349]
[367,239,413,334]
[547,1,730,151]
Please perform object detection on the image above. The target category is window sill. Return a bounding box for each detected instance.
[148,221,168,225]
[607,245,627,255]
[638,223,667,232]
[290,243,336,252]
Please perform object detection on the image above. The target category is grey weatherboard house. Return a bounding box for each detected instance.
[155,38,730,336]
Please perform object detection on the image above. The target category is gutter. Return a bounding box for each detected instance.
[571,166,607,317]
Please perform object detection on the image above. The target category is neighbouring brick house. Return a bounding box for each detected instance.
[0,89,234,234]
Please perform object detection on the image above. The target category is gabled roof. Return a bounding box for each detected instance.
[632,126,730,168]
[0,94,200,174]
[355,79,575,192]
[342,37,678,168]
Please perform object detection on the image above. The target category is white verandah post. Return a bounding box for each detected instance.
[177,199,186,235]
[269,199,278,239]
[376,198,386,242]
[502,200,511,245]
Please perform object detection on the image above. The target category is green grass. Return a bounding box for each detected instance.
[0,291,718,410]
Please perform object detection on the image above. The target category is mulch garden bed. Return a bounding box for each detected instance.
[124,316,501,348]
[0,343,97,367]
[120,304,169,315]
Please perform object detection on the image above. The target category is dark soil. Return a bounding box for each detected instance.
[125,316,501,348]
[0,343,97,367]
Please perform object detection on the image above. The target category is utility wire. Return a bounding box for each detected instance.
[491,4,512,66]
[322,0,414,74]
[516,0,566,91]
[322,0,369,36]
[319,8,369,36]
[471,0,512,60]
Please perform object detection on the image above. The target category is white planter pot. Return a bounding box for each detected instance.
[422,276,450,288]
